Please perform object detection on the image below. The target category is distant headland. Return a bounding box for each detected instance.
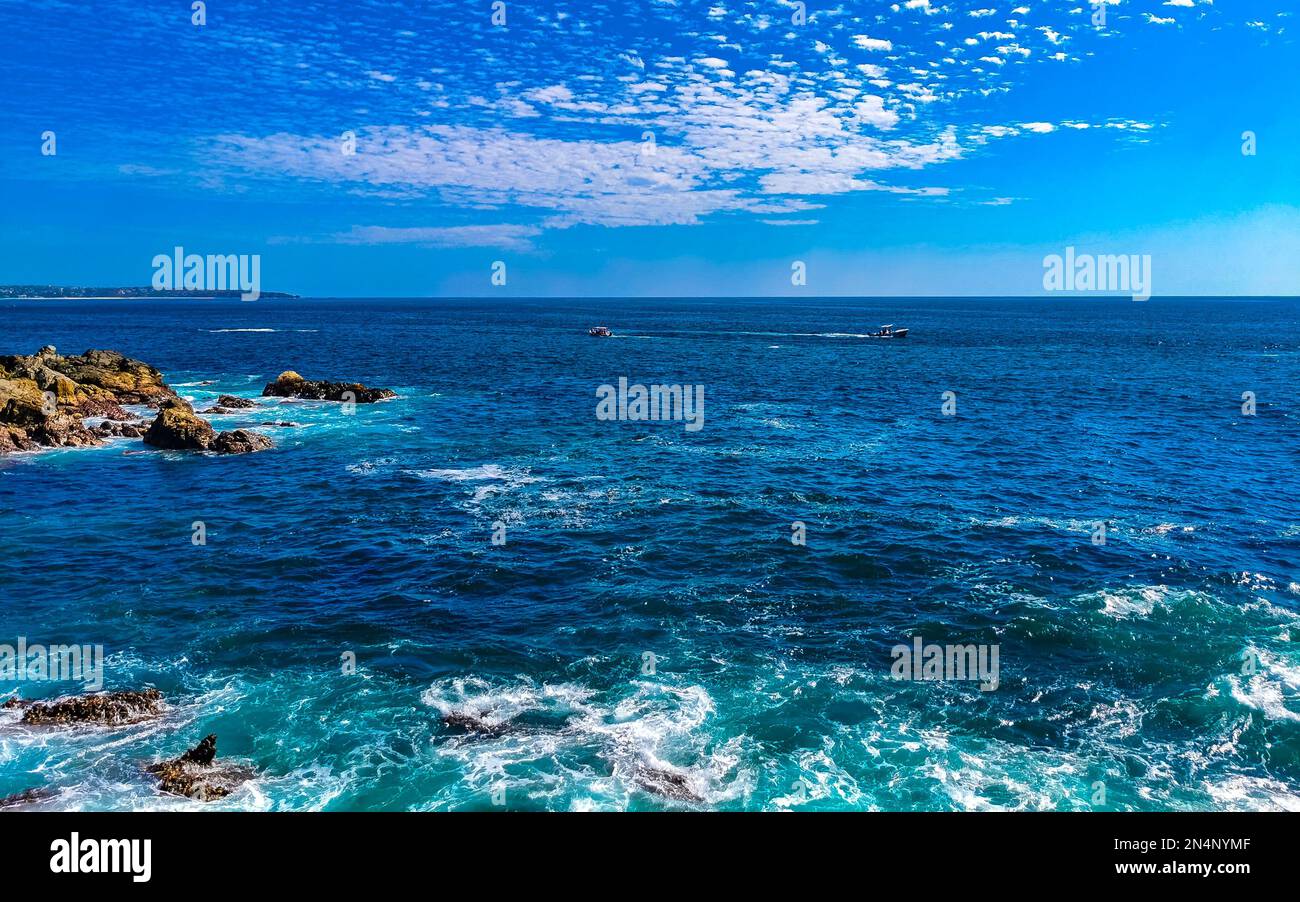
[0,286,298,300]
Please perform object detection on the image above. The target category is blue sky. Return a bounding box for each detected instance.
[1,0,1296,296]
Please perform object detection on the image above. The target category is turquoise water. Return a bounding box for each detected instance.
[1,296,1298,810]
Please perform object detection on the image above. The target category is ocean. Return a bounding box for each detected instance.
[1,296,1298,811]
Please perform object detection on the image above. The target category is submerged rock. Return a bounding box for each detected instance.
[263,371,396,404]
[147,734,254,801]
[211,429,273,454]
[0,787,58,809]
[16,689,163,726]
[632,764,703,803]
[440,711,513,737]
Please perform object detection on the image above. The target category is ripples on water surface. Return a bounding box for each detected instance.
[1,297,1297,810]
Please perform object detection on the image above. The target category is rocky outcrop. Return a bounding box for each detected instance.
[143,409,271,455]
[263,371,396,404]
[147,734,254,801]
[143,407,217,450]
[70,397,133,420]
[215,394,258,409]
[40,348,176,406]
[0,346,179,453]
[10,689,164,726]
[211,429,273,454]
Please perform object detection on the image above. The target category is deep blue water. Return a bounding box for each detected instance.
[1,296,1298,810]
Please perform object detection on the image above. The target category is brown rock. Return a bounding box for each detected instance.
[0,347,181,453]
[147,734,254,801]
[211,429,273,454]
[143,408,217,450]
[157,396,194,413]
[42,349,177,406]
[18,689,164,726]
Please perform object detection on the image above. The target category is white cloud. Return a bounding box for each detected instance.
[852,35,894,51]
[334,224,543,250]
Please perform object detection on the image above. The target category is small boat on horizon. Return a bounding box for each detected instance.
[870,324,908,338]
[588,325,612,337]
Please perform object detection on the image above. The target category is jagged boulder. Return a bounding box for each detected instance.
[143,407,217,450]
[263,371,395,403]
[215,394,258,409]
[211,429,273,454]
[92,420,146,438]
[147,734,254,801]
[70,396,133,419]
[12,689,164,726]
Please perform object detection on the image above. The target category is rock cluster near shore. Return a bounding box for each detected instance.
[1,346,396,456]
[147,733,254,800]
[3,690,254,803]
[0,346,176,452]
[4,688,164,726]
[0,346,279,455]
[263,370,396,403]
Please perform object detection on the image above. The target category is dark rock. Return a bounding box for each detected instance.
[0,787,58,809]
[92,420,146,438]
[632,764,702,802]
[211,429,273,454]
[147,734,254,801]
[19,689,163,726]
[441,711,512,736]
[25,416,101,449]
[215,394,258,409]
[261,420,303,428]
[143,408,217,450]
[262,370,396,404]
[200,407,233,415]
